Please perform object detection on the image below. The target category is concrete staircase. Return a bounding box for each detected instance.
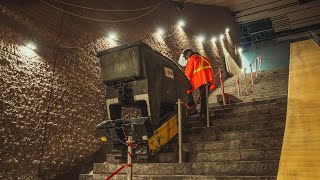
[209,67,289,104]
[79,68,288,180]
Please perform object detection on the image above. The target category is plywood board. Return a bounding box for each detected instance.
[277,40,320,179]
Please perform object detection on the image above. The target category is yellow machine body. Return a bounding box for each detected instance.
[148,114,178,154]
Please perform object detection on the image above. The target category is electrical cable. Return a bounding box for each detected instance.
[51,0,167,12]
[40,0,168,23]
[37,9,65,178]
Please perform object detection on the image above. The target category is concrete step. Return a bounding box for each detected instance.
[222,80,288,88]
[156,148,281,163]
[184,137,284,151]
[202,101,286,113]
[190,148,281,162]
[247,88,288,93]
[215,81,275,87]
[209,97,287,109]
[80,174,277,180]
[187,128,285,142]
[210,94,288,102]
[216,129,284,141]
[187,112,286,129]
[251,96,287,102]
[237,86,287,90]
[212,107,286,119]
[212,102,287,115]
[248,95,288,100]
[93,161,279,176]
[186,115,205,128]
[212,69,288,86]
[156,151,178,163]
[157,136,284,163]
[189,119,286,133]
[209,96,288,110]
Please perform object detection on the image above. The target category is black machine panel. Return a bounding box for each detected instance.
[97,41,190,126]
[96,41,190,161]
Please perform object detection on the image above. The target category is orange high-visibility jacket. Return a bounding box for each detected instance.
[185,54,215,94]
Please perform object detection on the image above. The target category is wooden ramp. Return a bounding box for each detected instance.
[277,40,320,179]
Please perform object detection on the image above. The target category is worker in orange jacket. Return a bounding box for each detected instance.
[180,49,215,118]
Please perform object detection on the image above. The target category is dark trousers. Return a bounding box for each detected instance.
[187,84,209,115]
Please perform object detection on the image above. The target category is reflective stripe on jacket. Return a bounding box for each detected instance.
[185,54,215,94]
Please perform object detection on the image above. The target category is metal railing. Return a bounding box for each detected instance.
[127,136,133,180]
[177,99,183,163]
[218,56,263,106]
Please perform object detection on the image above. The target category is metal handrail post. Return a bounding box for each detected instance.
[236,77,240,98]
[257,57,260,73]
[220,69,226,105]
[127,136,133,180]
[259,57,262,73]
[205,84,210,127]
[255,59,258,78]
[244,68,248,95]
[250,64,254,85]
[177,99,183,163]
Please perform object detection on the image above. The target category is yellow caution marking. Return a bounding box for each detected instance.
[100,136,107,142]
[148,114,178,154]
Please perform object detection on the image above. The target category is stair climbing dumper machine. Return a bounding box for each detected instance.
[96,41,190,161]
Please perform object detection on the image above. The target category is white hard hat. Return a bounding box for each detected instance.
[178,53,187,67]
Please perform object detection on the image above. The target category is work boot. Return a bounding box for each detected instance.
[187,106,198,117]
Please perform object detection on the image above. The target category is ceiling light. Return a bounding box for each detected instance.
[226,28,230,33]
[26,42,36,50]
[219,34,225,40]
[108,32,117,41]
[211,37,217,42]
[197,35,205,42]
[157,28,165,36]
[177,20,185,27]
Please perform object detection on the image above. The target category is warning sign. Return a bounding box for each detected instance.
[164,67,174,79]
